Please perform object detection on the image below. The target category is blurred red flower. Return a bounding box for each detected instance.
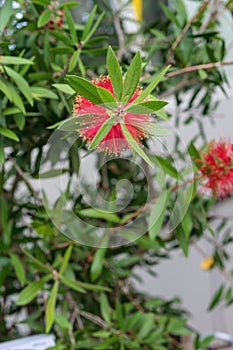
[198,140,233,198]
[73,76,152,154]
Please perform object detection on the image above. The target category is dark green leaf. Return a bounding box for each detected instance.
[91,248,107,282]
[89,116,115,150]
[126,100,168,114]
[46,281,59,333]
[17,275,52,305]
[107,47,123,101]
[37,9,52,27]
[120,121,154,168]
[133,66,170,105]
[122,51,141,103]
[149,191,169,240]
[66,75,103,104]
[10,253,26,286]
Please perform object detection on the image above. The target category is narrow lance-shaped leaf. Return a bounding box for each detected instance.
[59,245,73,275]
[107,46,123,101]
[122,51,142,103]
[37,9,52,27]
[5,66,33,106]
[46,281,59,333]
[16,275,52,305]
[132,65,170,105]
[0,126,19,142]
[10,253,26,286]
[149,191,169,241]
[81,5,97,41]
[66,75,103,105]
[89,116,116,150]
[126,100,168,114]
[120,121,154,168]
[83,12,105,44]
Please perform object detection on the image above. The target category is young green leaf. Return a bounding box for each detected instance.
[0,126,19,142]
[89,117,115,150]
[46,281,59,333]
[133,66,170,105]
[120,121,154,168]
[78,208,120,223]
[17,275,52,305]
[0,0,13,32]
[126,100,168,114]
[52,83,75,95]
[82,12,105,44]
[97,87,116,105]
[81,5,97,41]
[91,248,107,282]
[122,51,142,103]
[37,9,52,27]
[5,66,33,106]
[59,245,73,275]
[66,75,103,104]
[0,56,34,65]
[60,276,86,293]
[149,191,169,241]
[107,46,123,101]
[64,8,78,44]
[10,253,26,286]
[100,293,111,324]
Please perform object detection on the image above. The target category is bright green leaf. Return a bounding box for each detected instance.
[149,191,169,240]
[46,281,59,333]
[0,126,19,142]
[122,51,141,103]
[107,46,123,101]
[37,9,52,27]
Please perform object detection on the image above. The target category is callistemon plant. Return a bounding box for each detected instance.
[67,47,169,167]
[196,140,233,198]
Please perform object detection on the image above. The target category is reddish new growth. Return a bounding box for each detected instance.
[197,140,233,198]
[73,76,152,154]
[44,1,64,30]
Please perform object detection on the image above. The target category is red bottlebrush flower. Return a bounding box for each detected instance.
[73,76,152,154]
[197,140,233,198]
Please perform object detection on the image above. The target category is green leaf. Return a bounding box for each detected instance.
[0,126,19,142]
[78,208,120,223]
[188,141,201,166]
[181,209,193,239]
[59,245,73,275]
[97,87,116,104]
[133,66,170,105]
[17,275,52,305]
[0,56,34,65]
[83,12,105,44]
[0,79,13,101]
[68,50,80,72]
[30,87,58,100]
[55,314,72,329]
[14,114,26,131]
[208,285,224,311]
[66,75,102,104]
[0,0,13,32]
[122,51,141,103]
[153,156,179,179]
[89,117,115,150]
[100,293,111,324]
[5,66,33,106]
[6,83,26,114]
[64,8,78,44]
[59,1,80,9]
[149,191,169,240]
[176,225,189,257]
[142,123,171,137]
[10,253,26,286]
[60,276,86,293]
[81,5,97,41]
[37,9,52,27]
[126,100,168,114]
[52,83,75,95]
[91,248,107,282]
[107,46,123,101]
[61,275,111,292]
[46,281,59,333]
[0,139,4,164]
[120,121,154,168]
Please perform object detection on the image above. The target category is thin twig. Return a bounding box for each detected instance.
[167,61,233,78]
[166,0,210,64]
